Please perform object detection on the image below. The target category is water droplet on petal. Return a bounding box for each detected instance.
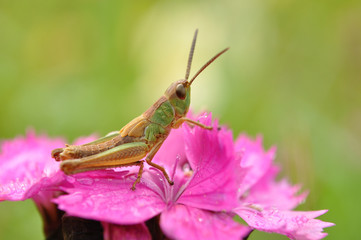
[66,176,76,183]
[182,163,191,172]
[198,217,203,222]
[294,215,308,225]
[84,198,94,208]
[77,178,94,186]
[182,163,193,177]
[70,193,84,203]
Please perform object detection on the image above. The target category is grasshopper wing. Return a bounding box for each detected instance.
[119,114,150,138]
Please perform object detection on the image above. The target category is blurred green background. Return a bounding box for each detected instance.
[1,0,360,239]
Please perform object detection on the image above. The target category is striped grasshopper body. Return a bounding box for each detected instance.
[51,30,228,190]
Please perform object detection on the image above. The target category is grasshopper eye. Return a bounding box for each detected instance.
[175,84,186,100]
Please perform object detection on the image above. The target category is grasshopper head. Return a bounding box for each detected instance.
[165,29,229,118]
[165,79,191,117]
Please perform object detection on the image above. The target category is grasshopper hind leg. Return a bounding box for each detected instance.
[58,142,151,190]
[61,159,146,191]
[52,148,64,161]
[59,140,174,190]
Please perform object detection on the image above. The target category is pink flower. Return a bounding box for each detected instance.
[54,113,249,240]
[0,113,334,240]
[232,135,335,239]
[0,130,65,201]
[0,130,97,237]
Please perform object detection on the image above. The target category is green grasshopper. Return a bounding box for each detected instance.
[51,30,228,190]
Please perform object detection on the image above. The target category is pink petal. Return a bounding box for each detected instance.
[160,204,250,240]
[243,166,308,210]
[0,130,65,201]
[178,114,239,211]
[54,170,166,225]
[102,222,151,240]
[235,134,276,196]
[234,206,334,240]
[152,127,187,172]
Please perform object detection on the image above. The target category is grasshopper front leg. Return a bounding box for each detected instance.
[173,117,213,130]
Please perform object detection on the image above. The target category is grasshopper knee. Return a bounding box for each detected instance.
[60,161,79,175]
[51,148,64,161]
[52,147,77,161]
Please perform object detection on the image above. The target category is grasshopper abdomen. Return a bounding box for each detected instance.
[52,135,143,161]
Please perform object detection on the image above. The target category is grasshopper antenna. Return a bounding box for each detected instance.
[185,29,198,81]
[188,47,229,85]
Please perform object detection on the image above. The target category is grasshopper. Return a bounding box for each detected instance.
[51,30,228,190]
